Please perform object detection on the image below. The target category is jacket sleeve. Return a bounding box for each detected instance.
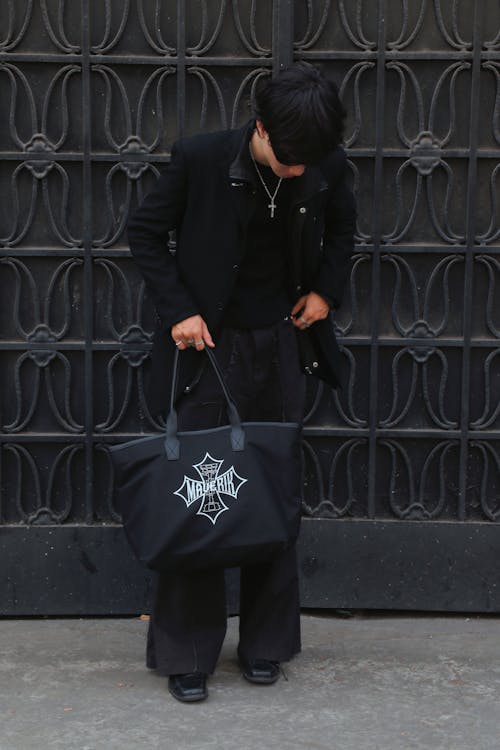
[127,140,200,330]
[312,149,357,310]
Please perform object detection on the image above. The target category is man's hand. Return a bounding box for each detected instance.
[291,292,330,330]
[171,315,215,351]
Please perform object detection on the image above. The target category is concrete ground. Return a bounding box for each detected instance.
[0,613,498,750]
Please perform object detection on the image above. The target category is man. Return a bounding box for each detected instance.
[127,62,356,703]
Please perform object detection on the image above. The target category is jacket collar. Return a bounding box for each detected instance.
[228,121,257,184]
[291,163,328,206]
[228,120,328,202]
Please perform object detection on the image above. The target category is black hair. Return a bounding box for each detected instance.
[254,62,346,165]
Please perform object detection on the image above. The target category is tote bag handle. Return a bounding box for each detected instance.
[165,348,245,460]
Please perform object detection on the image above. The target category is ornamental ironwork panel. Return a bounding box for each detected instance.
[295,1,500,527]
[1,1,499,613]
[0,0,285,531]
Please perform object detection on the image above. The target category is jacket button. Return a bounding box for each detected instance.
[184,386,191,393]
[312,361,319,368]
[233,264,239,270]
[299,206,307,214]
[296,285,302,292]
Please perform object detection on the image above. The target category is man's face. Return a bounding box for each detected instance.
[266,145,306,179]
[256,120,306,179]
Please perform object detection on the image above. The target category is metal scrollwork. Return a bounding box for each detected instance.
[470,350,500,431]
[1,258,84,433]
[230,68,268,128]
[377,254,463,429]
[384,61,470,244]
[91,64,176,245]
[187,67,228,131]
[93,259,160,433]
[94,445,121,523]
[40,0,81,53]
[0,62,81,247]
[334,253,371,336]
[387,0,427,51]
[383,253,463,338]
[301,437,368,518]
[337,0,376,50]
[433,0,472,51]
[330,347,369,429]
[137,0,176,54]
[380,440,458,520]
[187,0,227,56]
[469,443,500,521]
[232,0,271,56]
[476,256,500,338]
[3,444,83,524]
[90,0,130,54]
[339,63,376,150]
[294,0,331,51]
[0,0,34,52]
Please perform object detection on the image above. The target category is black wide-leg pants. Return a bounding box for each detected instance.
[146,319,306,676]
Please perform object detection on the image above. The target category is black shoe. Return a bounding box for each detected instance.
[168,672,208,702]
[239,657,280,684]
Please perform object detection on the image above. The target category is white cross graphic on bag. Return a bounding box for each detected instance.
[173,452,248,524]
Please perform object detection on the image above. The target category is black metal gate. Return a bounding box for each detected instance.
[1,1,499,614]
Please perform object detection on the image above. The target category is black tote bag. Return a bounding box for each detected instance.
[110,348,302,571]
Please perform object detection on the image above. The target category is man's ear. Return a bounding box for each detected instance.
[255,119,267,139]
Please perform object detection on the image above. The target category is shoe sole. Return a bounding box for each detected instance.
[242,672,279,685]
[168,685,208,703]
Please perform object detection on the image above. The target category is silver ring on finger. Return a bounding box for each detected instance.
[299,315,309,328]
[175,341,182,347]
[195,340,203,346]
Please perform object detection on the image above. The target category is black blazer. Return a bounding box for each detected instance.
[128,122,356,413]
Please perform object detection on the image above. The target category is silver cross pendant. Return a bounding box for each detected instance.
[269,200,276,218]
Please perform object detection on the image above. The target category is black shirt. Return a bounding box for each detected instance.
[224,160,293,329]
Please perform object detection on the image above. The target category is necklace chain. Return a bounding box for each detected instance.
[249,145,283,219]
